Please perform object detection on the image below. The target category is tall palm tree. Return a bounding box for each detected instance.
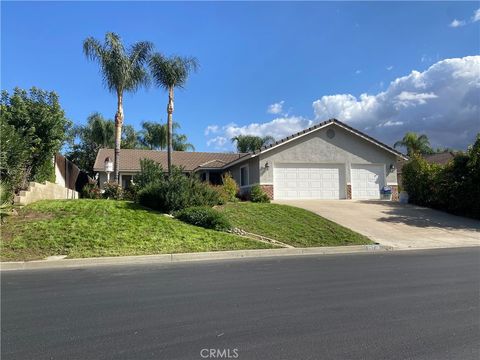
[83,32,152,182]
[394,132,433,156]
[149,54,198,173]
[231,135,275,153]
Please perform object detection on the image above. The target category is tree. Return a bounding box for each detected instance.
[231,135,275,153]
[149,54,198,173]
[66,112,140,176]
[173,134,195,151]
[394,132,433,156]
[0,87,71,192]
[83,32,152,182]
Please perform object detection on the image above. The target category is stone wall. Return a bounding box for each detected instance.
[14,181,79,206]
[260,185,274,200]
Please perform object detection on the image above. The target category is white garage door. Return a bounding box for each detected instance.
[274,164,344,200]
[351,164,385,200]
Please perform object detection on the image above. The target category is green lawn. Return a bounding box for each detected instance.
[217,202,372,248]
[1,200,273,261]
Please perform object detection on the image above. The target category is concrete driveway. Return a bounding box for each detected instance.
[275,200,480,249]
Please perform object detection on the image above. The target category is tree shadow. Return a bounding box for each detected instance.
[357,200,480,232]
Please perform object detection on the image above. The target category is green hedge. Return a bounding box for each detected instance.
[402,134,480,219]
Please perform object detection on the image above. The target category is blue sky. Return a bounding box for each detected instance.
[2,1,479,151]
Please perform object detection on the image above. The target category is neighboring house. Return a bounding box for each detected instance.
[396,151,456,187]
[94,119,408,200]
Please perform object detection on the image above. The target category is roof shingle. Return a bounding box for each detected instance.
[93,149,245,172]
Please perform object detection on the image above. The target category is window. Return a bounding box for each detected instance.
[240,166,249,187]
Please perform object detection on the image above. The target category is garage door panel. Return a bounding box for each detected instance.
[351,165,384,200]
[274,164,344,200]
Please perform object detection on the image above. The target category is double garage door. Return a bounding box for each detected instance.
[274,163,384,200]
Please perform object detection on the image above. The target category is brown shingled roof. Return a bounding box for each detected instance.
[93,149,244,172]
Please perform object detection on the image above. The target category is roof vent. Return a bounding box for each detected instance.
[327,128,336,139]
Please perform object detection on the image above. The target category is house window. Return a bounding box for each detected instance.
[122,175,133,189]
[240,165,249,187]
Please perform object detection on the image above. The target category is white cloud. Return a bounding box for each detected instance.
[449,19,466,28]
[206,56,480,151]
[206,136,228,149]
[449,8,480,27]
[386,66,394,71]
[312,56,480,149]
[355,70,362,75]
[267,101,285,115]
[204,125,219,136]
[474,8,480,22]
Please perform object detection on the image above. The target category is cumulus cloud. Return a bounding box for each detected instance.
[204,125,219,136]
[449,19,466,28]
[312,56,480,149]
[267,101,285,115]
[205,56,479,151]
[206,136,228,149]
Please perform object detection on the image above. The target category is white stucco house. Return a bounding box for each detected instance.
[94,119,408,200]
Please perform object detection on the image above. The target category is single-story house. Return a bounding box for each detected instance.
[94,119,408,200]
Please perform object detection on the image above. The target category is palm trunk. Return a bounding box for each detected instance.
[167,87,174,174]
[114,93,124,183]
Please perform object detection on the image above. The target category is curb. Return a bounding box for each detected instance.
[0,244,393,271]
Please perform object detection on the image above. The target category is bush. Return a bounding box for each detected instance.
[250,185,270,203]
[102,182,123,200]
[81,183,101,199]
[133,159,164,190]
[137,167,222,213]
[175,206,231,231]
[210,185,230,205]
[221,172,239,201]
[403,134,480,219]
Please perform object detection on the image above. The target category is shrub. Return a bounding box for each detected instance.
[175,206,231,231]
[210,185,230,205]
[221,172,239,201]
[402,134,480,219]
[81,183,101,199]
[137,167,222,213]
[250,185,270,203]
[102,182,123,200]
[133,159,164,190]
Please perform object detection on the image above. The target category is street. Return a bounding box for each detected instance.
[2,247,479,360]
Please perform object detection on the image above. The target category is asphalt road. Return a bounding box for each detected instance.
[2,248,479,360]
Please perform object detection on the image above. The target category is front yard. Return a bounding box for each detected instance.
[1,199,372,262]
[217,202,372,247]
[1,200,274,261]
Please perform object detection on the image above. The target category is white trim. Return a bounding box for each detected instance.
[240,165,249,187]
[259,182,274,186]
[386,182,398,186]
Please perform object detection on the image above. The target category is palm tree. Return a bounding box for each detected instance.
[149,54,198,173]
[394,132,433,156]
[173,134,195,151]
[83,32,152,182]
[231,135,275,153]
[139,121,181,150]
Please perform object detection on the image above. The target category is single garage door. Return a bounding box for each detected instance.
[274,163,344,200]
[351,164,385,200]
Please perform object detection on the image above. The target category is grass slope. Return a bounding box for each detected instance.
[1,200,273,261]
[217,202,372,247]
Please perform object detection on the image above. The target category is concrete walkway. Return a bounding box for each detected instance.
[275,200,480,249]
